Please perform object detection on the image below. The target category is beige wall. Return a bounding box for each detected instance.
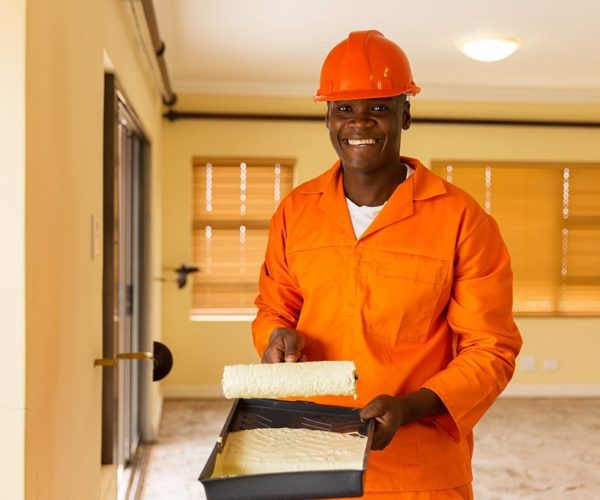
[162,94,600,396]
[26,0,104,496]
[0,1,26,498]
[24,1,163,499]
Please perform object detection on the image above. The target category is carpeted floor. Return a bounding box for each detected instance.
[139,398,600,500]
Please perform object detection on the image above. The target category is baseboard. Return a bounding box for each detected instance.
[501,384,600,397]
[162,384,225,399]
[162,383,600,399]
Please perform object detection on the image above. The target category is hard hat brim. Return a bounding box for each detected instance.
[314,85,420,102]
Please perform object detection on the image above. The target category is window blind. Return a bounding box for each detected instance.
[191,157,294,314]
[431,161,600,316]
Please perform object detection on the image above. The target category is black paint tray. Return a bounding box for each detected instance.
[199,398,374,500]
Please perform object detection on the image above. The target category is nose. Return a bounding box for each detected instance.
[349,109,375,129]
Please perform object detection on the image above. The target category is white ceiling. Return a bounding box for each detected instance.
[154,0,600,103]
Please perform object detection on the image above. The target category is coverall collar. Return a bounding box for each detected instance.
[304,157,447,240]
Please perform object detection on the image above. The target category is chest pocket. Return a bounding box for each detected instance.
[365,254,450,344]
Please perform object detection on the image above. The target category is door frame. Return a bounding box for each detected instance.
[102,72,153,499]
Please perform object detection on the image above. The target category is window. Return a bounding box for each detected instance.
[191,157,294,317]
[431,161,600,316]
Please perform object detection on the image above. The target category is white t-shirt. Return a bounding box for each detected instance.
[346,165,414,239]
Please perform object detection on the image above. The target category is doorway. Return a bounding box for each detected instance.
[102,73,152,500]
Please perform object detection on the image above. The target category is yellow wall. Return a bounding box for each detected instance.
[162,94,600,396]
[0,1,26,497]
[26,1,104,497]
[24,1,163,499]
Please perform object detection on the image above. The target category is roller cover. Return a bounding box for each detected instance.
[222,361,357,399]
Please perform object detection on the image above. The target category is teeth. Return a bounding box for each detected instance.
[347,138,376,146]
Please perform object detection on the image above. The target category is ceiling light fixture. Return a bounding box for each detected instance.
[456,36,522,62]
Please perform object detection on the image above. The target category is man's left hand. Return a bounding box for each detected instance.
[359,389,447,450]
[359,395,412,450]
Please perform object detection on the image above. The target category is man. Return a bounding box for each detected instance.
[252,30,522,499]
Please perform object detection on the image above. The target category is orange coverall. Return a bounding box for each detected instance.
[252,157,523,496]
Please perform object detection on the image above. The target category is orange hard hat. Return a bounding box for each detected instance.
[315,30,420,102]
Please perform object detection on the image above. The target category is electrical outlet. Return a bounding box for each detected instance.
[542,359,559,371]
[519,355,536,372]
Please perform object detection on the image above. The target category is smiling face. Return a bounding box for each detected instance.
[326,96,411,176]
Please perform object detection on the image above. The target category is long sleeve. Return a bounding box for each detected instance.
[422,213,523,442]
[252,203,304,357]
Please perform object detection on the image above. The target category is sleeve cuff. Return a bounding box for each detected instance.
[421,383,462,443]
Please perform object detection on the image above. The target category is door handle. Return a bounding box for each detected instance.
[94,341,173,381]
[94,352,153,366]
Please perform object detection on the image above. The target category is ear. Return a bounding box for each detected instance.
[325,102,331,129]
[401,98,411,131]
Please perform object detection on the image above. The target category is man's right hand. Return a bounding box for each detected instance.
[262,328,304,363]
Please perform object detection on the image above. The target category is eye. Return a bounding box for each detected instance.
[371,104,389,112]
[334,104,352,112]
